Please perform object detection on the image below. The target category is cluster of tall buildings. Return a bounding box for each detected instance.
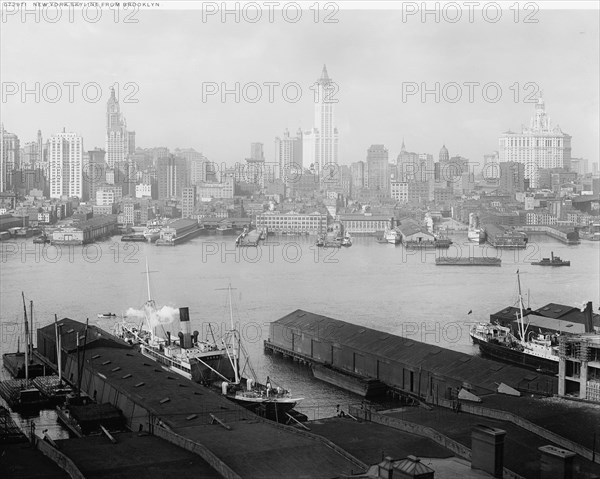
[1,69,595,216]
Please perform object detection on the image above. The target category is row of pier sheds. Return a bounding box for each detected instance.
[36,318,365,478]
[269,310,556,399]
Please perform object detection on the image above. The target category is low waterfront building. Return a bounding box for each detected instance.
[484,224,527,248]
[338,214,392,235]
[51,215,117,245]
[256,211,326,234]
[396,218,436,247]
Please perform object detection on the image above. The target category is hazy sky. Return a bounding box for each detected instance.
[2,3,599,170]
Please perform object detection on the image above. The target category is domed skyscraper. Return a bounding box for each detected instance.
[439,144,449,163]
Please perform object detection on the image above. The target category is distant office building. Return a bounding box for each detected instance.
[396,141,419,181]
[82,148,106,202]
[197,175,234,200]
[499,94,571,188]
[48,130,83,199]
[105,87,134,168]
[350,161,366,190]
[366,144,389,192]
[484,151,500,180]
[275,128,303,181]
[1,125,20,192]
[157,155,188,200]
[189,154,210,185]
[438,144,449,163]
[250,142,265,162]
[96,185,122,206]
[569,158,589,176]
[135,184,152,198]
[390,181,409,203]
[303,65,338,174]
[181,186,197,218]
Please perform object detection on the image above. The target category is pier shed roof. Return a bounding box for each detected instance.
[65,343,365,479]
[274,310,556,395]
[37,318,131,353]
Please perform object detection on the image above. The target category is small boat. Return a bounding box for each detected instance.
[217,285,303,422]
[384,228,401,244]
[316,235,324,247]
[33,233,50,244]
[97,313,117,319]
[531,252,570,267]
[341,233,352,247]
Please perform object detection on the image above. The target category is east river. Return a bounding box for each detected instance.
[1,232,599,428]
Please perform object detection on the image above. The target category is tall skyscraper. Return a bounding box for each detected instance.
[499,93,571,188]
[0,125,20,192]
[48,130,83,199]
[303,65,339,174]
[275,128,303,181]
[350,161,366,189]
[181,186,197,218]
[157,155,188,200]
[250,142,265,162]
[366,144,389,192]
[106,87,134,168]
[498,162,525,196]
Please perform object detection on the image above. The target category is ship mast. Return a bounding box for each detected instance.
[228,285,240,385]
[516,271,528,341]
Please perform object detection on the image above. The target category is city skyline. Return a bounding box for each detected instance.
[1,5,598,170]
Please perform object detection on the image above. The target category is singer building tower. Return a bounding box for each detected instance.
[303,65,339,175]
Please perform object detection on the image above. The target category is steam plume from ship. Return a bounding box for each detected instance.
[125,305,179,328]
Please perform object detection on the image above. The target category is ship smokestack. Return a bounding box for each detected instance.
[583,302,594,333]
[179,307,192,348]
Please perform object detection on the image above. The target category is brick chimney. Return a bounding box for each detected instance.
[471,425,506,478]
[539,445,575,479]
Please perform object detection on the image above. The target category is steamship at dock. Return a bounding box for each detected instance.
[114,263,302,422]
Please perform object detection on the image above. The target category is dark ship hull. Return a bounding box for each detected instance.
[478,340,558,375]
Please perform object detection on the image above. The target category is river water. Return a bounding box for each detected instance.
[1,233,599,428]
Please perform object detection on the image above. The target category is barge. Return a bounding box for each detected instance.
[436,257,501,266]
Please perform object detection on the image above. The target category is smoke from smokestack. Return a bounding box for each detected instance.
[125,305,179,329]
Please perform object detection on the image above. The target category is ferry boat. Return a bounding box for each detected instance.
[531,252,570,267]
[470,272,560,375]
[384,227,401,244]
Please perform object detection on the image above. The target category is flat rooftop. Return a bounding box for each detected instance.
[77,345,364,479]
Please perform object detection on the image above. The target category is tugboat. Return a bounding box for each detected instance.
[315,234,325,247]
[531,252,570,267]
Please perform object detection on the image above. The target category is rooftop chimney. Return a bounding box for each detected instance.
[583,302,594,333]
[539,445,575,479]
[179,307,192,349]
[471,425,506,478]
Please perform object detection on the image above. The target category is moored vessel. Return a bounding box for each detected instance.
[383,227,401,244]
[215,285,303,422]
[470,272,560,375]
[436,257,501,266]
